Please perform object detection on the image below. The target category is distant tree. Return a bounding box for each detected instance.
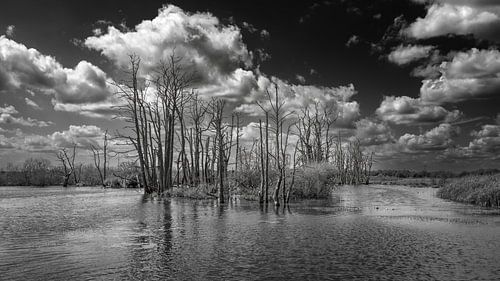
[22,158,50,186]
[90,130,109,187]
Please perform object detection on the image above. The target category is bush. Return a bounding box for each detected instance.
[291,163,336,199]
[437,174,500,207]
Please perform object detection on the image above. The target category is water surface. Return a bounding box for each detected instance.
[1,185,499,280]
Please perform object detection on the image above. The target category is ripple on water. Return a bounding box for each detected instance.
[0,185,499,280]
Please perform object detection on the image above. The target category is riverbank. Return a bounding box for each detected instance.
[437,174,500,208]
[369,176,446,188]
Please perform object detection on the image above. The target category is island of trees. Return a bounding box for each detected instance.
[1,53,498,208]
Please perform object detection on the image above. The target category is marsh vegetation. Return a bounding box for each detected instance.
[438,174,500,208]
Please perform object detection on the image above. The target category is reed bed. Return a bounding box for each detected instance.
[437,174,500,207]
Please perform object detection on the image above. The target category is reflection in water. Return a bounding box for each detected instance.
[0,185,499,280]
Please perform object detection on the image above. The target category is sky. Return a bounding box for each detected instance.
[0,0,499,171]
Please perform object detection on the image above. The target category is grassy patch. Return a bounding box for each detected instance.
[437,174,500,208]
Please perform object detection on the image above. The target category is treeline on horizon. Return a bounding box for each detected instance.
[371,168,500,179]
[1,156,497,188]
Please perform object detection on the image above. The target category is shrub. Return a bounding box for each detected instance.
[437,174,500,207]
[291,163,336,199]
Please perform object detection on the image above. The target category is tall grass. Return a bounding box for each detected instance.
[437,174,500,207]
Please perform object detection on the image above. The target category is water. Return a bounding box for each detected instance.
[0,185,499,280]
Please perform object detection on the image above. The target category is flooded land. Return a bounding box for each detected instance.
[1,185,499,280]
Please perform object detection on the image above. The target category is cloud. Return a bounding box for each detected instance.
[260,29,270,39]
[398,123,459,151]
[0,36,117,117]
[0,105,18,115]
[345,35,360,47]
[405,3,500,42]
[242,22,258,33]
[84,5,253,91]
[467,123,500,153]
[0,104,52,127]
[24,98,41,110]
[387,44,435,65]
[0,135,15,149]
[295,74,306,84]
[19,125,105,152]
[353,118,394,146]
[447,122,500,159]
[255,48,271,62]
[5,25,15,37]
[50,125,103,148]
[84,5,261,102]
[376,96,461,125]
[236,78,360,128]
[239,122,261,143]
[420,48,500,103]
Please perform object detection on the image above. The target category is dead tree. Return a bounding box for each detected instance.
[90,130,109,187]
[154,53,195,192]
[258,120,265,204]
[56,145,76,187]
[114,55,151,194]
[208,98,227,203]
[266,83,291,206]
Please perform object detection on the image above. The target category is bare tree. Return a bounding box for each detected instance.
[55,144,78,187]
[90,130,109,187]
[208,98,228,203]
[114,55,151,193]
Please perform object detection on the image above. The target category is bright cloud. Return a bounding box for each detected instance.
[84,4,254,100]
[387,44,434,65]
[398,123,459,152]
[353,118,394,146]
[0,36,117,117]
[236,78,360,128]
[420,48,500,103]
[406,3,500,42]
[376,96,461,125]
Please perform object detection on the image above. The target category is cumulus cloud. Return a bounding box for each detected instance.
[376,96,461,125]
[467,124,500,153]
[84,4,253,101]
[239,122,261,143]
[0,104,52,127]
[405,3,500,42]
[353,118,394,146]
[420,48,500,103]
[398,123,459,151]
[236,78,360,128]
[50,125,103,148]
[19,125,105,152]
[0,36,117,117]
[387,44,434,65]
[447,122,500,159]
